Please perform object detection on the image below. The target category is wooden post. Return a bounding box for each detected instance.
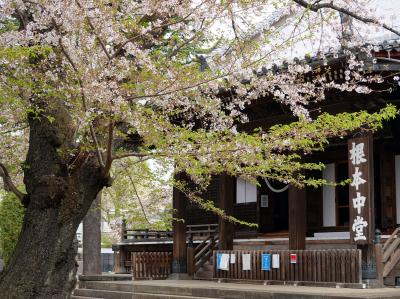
[187,245,194,276]
[113,219,127,274]
[83,192,102,275]
[288,185,306,250]
[113,251,121,273]
[171,181,188,275]
[116,248,127,274]
[348,134,377,281]
[375,243,384,285]
[131,253,136,280]
[218,174,234,250]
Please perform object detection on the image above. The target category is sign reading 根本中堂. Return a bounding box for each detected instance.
[348,135,374,245]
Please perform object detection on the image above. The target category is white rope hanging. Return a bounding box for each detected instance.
[264,178,289,193]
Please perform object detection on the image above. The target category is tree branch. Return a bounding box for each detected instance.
[55,24,105,168]
[126,172,151,225]
[292,0,400,36]
[103,119,114,175]
[0,162,26,201]
[75,0,111,61]
[109,0,207,61]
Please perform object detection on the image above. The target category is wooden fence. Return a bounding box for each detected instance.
[131,252,172,280]
[214,250,362,284]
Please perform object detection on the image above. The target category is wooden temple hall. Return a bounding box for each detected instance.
[113,41,400,288]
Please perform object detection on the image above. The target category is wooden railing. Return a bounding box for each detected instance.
[213,249,362,284]
[131,252,172,280]
[187,224,218,238]
[121,224,218,242]
[124,229,173,241]
[382,227,400,277]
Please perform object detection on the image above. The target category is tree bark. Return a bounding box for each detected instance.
[0,101,107,298]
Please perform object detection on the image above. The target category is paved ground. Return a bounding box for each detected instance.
[123,279,400,298]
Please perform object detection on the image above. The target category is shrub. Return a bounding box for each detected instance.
[0,192,25,265]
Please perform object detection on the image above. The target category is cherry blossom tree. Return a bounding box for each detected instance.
[102,157,173,233]
[0,0,398,297]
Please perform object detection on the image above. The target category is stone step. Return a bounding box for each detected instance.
[74,280,400,299]
[74,288,217,299]
[79,274,132,281]
[81,281,218,297]
[80,281,134,292]
[195,270,213,279]
[74,288,132,299]
[75,280,400,299]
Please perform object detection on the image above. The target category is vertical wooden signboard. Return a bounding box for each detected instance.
[348,134,374,245]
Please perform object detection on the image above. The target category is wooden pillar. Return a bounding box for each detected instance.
[379,144,396,230]
[288,185,306,250]
[218,174,234,250]
[172,184,187,274]
[83,192,102,275]
[187,246,194,276]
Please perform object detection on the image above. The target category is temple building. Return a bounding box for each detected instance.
[113,40,400,287]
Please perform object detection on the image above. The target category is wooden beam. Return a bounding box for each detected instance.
[288,185,306,250]
[218,174,234,250]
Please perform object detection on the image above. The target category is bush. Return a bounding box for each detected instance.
[0,192,25,265]
[101,232,117,248]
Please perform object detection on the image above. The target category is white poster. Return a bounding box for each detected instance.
[242,254,251,270]
[230,254,236,264]
[220,254,230,271]
[272,254,280,268]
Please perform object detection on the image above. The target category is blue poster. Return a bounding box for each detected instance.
[217,253,222,270]
[261,253,271,271]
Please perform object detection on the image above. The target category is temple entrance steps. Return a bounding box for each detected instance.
[384,262,400,286]
[382,227,400,285]
[72,289,216,299]
[194,259,213,279]
[188,231,219,279]
[72,280,219,299]
[72,280,400,299]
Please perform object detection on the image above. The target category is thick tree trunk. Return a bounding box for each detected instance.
[0,101,107,298]
[83,192,102,275]
[0,205,82,298]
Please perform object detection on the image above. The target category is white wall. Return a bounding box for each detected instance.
[323,163,336,227]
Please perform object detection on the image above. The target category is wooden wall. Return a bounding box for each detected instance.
[186,176,219,225]
[233,203,258,232]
